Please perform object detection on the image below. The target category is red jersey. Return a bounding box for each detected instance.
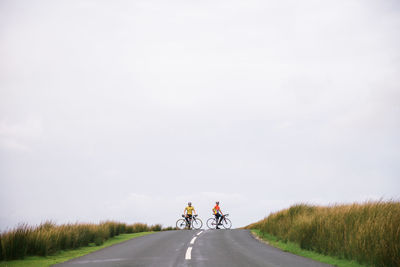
[213,204,221,214]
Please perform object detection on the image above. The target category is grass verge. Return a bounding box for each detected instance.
[251,229,366,267]
[0,232,153,267]
[245,201,400,266]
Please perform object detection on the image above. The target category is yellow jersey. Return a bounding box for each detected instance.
[185,206,195,215]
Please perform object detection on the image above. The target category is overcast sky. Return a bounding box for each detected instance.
[1,0,399,230]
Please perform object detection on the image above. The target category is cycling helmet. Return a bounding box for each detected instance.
[188,202,192,205]
[216,201,219,204]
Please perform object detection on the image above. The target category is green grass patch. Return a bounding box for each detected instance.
[251,229,367,267]
[0,232,153,267]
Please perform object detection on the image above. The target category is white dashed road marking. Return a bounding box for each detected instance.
[185,247,192,260]
[186,231,203,260]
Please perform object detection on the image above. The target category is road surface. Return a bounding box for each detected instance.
[56,229,332,267]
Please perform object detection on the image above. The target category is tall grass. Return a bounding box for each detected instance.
[0,221,168,261]
[247,201,400,267]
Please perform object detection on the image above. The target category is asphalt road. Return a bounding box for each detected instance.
[56,229,332,267]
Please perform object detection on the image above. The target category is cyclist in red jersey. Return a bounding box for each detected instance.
[212,201,224,229]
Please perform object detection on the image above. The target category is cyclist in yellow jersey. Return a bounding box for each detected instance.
[184,202,196,229]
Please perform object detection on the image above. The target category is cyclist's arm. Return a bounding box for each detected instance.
[184,208,187,216]
[193,209,197,215]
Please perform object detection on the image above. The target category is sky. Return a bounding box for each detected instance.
[1,0,399,230]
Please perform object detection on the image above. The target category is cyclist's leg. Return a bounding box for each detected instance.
[188,215,193,229]
[215,214,221,228]
[218,214,223,225]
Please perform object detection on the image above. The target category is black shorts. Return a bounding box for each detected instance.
[187,214,193,218]
[215,213,221,219]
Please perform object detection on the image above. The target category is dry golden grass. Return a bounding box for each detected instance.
[246,201,400,267]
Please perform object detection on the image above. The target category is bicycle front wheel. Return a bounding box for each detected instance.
[206,218,217,229]
[192,218,203,229]
[222,218,232,229]
[176,219,187,230]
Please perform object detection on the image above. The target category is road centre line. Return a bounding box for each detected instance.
[186,232,202,260]
[185,247,192,260]
[186,232,203,260]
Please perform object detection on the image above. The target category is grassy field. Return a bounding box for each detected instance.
[0,221,167,261]
[246,201,400,267]
[0,232,152,267]
[252,229,366,267]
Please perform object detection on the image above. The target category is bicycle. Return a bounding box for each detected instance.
[206,214,232,229]
[176,214,203,230]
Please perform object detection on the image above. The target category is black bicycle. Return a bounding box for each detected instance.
[206,214,232,229]
[176,214,203,230]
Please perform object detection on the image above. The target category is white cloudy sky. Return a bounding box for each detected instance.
[1,0,399,230]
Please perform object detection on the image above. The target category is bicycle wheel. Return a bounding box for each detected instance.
[206,218,217,229]
[192,218,203,229]
[221,218,232,229]
[176,219,187,230]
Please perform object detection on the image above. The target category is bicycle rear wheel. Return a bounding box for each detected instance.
[192,218,203,229]
[221,218,232,229]
[206,218,217,229]
[176,219,187,230]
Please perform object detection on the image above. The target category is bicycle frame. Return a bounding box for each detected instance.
[177,214,203,230]
[185,215,197,226]
[218,214,229,221]
[207,213,231,229]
